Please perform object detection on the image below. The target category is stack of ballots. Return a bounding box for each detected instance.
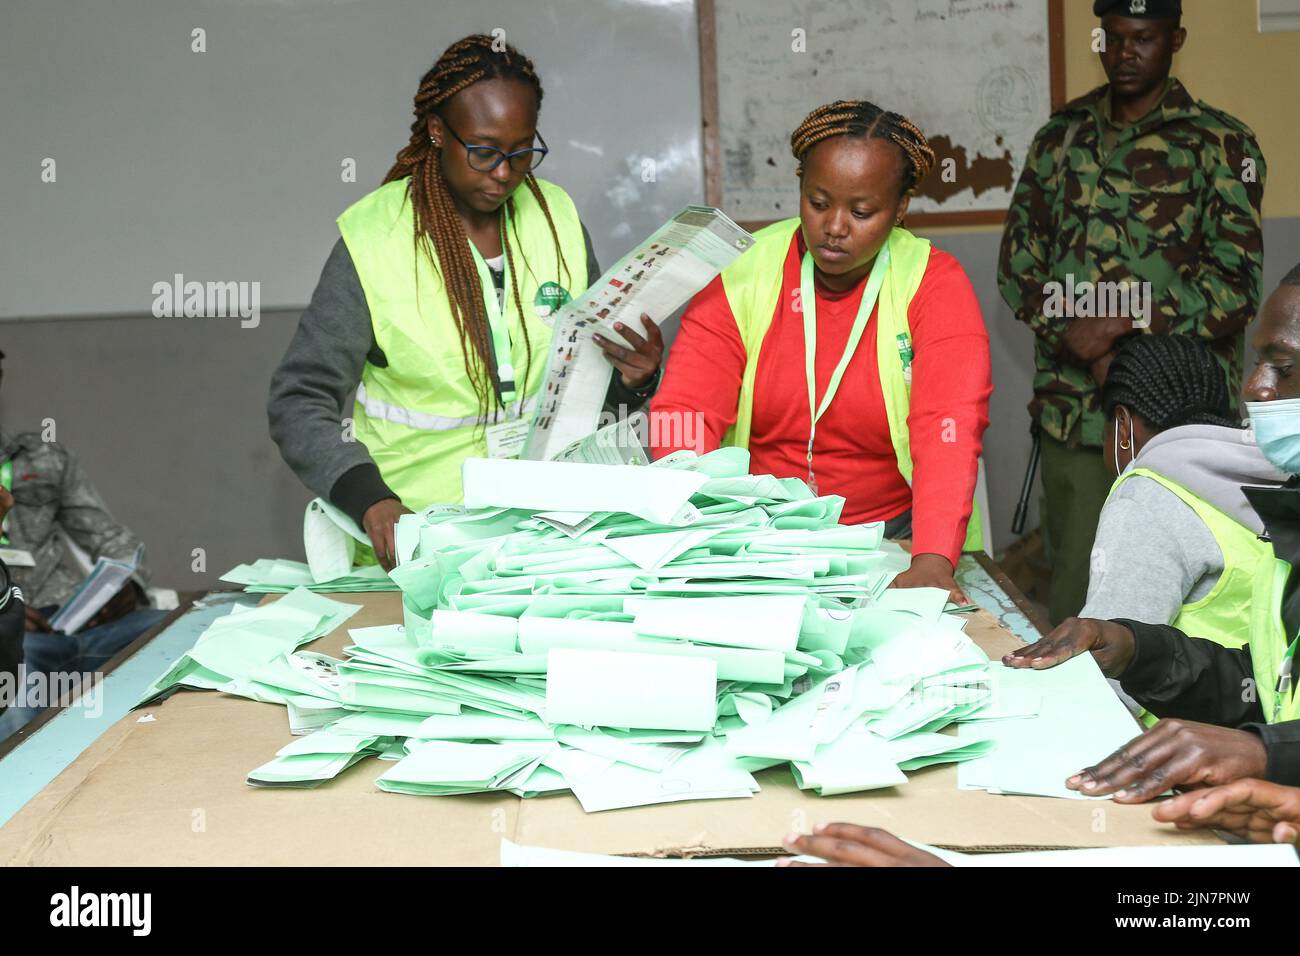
[148,448,1131,810]
[221,499,399,593]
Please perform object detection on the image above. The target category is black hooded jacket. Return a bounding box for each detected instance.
[1112,478,1300,785]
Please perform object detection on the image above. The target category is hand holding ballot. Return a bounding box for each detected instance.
[362,499,413,571]
[83,579,141,630]
[591,313,664,389]
[888,553,968,606]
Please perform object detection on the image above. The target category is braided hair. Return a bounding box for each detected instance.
[382,34,572,424]
[1101,335,1239,431]
[789,100,936,197]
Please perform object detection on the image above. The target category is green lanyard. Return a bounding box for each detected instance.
[1275,636,1298,723]
[467,206,518,406]
[799,246,890,495]
[0,458,10,545]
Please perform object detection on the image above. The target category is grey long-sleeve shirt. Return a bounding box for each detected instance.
[269,226,656,526]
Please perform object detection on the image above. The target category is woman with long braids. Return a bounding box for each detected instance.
[651,100,991,601]
[1081,334,1282,668]
[269,35,663,568]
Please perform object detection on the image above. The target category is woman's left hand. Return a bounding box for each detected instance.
[593,313,663,389]
[889,552,968,605]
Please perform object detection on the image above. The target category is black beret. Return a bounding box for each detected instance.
[1094,0,1181,17]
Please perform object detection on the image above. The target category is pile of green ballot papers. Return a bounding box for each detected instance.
[154,448,1073,810]
[222,559,396,593]
[222,497,399,593]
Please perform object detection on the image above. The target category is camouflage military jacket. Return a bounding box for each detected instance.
[998,78,1266,446]
[0,429,150,609]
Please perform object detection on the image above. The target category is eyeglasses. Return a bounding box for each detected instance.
[436,114,548,173]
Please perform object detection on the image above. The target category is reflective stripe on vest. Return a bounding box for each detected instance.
[338,176,588,508]
[1250,556,1300,724]
[354,382,539,433]
[717,218,984,552]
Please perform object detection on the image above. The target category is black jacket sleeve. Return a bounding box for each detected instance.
[1114,619,1300,785]
[1114,620,1263,726]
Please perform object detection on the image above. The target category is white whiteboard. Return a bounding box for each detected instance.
[713,0,1054,222]
[0,0,704,319]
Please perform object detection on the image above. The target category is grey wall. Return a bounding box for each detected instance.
[913,227,1041,551]
[5,216,1296,590]
[0,314,308,591]
[0,0,703,318]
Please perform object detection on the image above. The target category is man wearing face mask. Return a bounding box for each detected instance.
[1000,267,1300,802]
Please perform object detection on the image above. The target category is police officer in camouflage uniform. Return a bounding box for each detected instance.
[998,0,1266,625]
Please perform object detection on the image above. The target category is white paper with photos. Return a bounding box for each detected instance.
[550,412,649,466]
[522,207,754,461]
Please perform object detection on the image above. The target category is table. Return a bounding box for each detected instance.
[0,558,1213,865]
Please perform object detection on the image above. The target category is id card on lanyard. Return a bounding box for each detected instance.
[468,207,531,459]
[799,246,890,496]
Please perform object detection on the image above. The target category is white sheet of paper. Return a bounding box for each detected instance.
[958,655,1143,800]
[626,594,806,651]
[462,458,707,525]
[304,498,357,584]
[0,547,35,567]
[925,842,1299,868]
[544,647,717,731]
[600,526,723,570]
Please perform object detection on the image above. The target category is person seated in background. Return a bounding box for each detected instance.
[0,349,168,734]
[779,779,1300,865]
[1083,334,1284,720]
[1000,267,1300,802]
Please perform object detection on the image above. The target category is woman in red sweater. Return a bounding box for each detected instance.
[651,101,991,600]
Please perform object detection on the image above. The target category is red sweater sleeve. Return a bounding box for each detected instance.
[907,249,993,565]
[649,275,748,457]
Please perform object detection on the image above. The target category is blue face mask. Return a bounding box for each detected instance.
[1246,398,1300,475]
